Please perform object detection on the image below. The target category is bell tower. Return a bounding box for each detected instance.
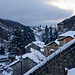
[57,22,64,35]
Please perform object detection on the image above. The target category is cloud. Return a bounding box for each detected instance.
[0,0,73,26]
[48,0,75,14]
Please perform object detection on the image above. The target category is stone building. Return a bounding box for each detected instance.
[9,48,46,75]
[58,36,74,46]
[25,41,44,53]
[57,22,64,35]
[44,41,59,57]
[59,31,75,39]
[25,43,40,53]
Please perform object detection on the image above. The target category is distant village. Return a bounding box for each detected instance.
[0,22,75,75]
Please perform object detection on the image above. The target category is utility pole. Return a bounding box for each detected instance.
[21,54,22,75]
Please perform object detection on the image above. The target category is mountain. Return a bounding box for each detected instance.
[62,16,75,30]
[0,18,27,40]
[0,18,35,43]
[0,18,25,29]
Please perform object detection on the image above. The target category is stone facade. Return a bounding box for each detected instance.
[12,58,37,75]
[44,42,58,57]
[57,23,64,35]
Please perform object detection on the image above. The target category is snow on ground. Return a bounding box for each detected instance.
[36,31,42,37]
[67,68,75,75]
[35,31,43,41]
[9,47,46,68]
[22,48,46,64]
[0,62,13,75]
[59,31,75,38]
[24,38,75,75]
[35,35,40,41]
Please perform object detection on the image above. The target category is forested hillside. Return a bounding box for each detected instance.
[62,16,75,30]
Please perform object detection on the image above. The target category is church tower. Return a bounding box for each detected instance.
[57,22,64,35]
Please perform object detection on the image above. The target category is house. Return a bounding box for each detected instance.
[44,40,59,57]
[58,36,74,46]
[58,31,75,46]
[59,31,75,39]
[9,48,46,75]
[25,41,44,53]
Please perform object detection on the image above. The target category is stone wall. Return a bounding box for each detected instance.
[12,58,37,75]
[44,43,58,57]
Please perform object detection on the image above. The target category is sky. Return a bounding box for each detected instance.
[0,0,74,26]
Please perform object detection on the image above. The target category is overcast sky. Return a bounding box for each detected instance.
[0,0,74,26]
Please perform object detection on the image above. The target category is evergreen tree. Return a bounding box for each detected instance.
[0,47,5,55]
[49,26,53,42]
[53,28,58,40]
[24,26,35,45]
[9,25,25,54]
[42,25,49,44]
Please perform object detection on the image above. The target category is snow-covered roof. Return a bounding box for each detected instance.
[67,68,75,75]
[58,36,74,41]
[24,38,75,75]
[45,40,59,47]
[9,59,20,67]
[59,31,75,38]
[22,48,46,64]
[25,43,32,48]
[25,41,45,48]
[9,48,46,69]
[33,41,45,48]
[54,39,59,45]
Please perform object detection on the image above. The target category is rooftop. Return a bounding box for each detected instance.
[59,31,75,38]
